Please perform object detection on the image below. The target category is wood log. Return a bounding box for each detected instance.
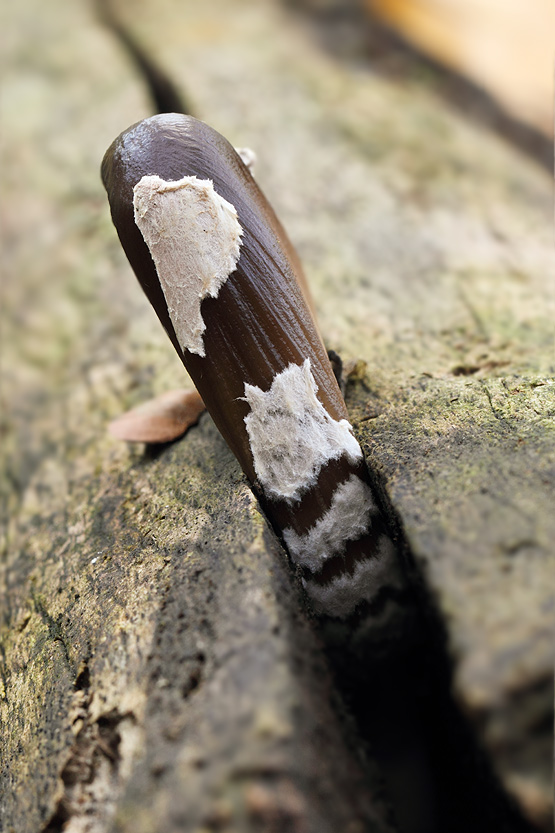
[1,0,552,830]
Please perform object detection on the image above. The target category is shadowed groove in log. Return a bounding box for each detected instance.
[316,454,538,833]
[331,370,543,833]
[95,0,190,115]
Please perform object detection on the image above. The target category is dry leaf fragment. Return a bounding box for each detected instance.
[108,389,205,443]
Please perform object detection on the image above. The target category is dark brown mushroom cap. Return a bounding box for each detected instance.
[101,114,347,482]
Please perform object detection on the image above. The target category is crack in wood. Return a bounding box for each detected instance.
[41,659,137,833]
[95,0,189,115]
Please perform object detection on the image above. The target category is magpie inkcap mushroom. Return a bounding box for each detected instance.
[102,113,403,619]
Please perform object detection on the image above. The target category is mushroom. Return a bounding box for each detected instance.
[101,113,402,619]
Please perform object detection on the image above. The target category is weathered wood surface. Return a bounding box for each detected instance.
[1,0,553,831]
[1,3,397,832]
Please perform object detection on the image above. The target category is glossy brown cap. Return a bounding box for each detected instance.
[101,114,348,481]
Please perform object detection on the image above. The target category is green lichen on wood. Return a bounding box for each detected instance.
[2,411,393,833]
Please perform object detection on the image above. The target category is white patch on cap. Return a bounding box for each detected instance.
[243,359,362,502]
[133,174,243,357]
[302,535,402,619]
[283,475,375,572]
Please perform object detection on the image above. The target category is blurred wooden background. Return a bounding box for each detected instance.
[367,0,554,138]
